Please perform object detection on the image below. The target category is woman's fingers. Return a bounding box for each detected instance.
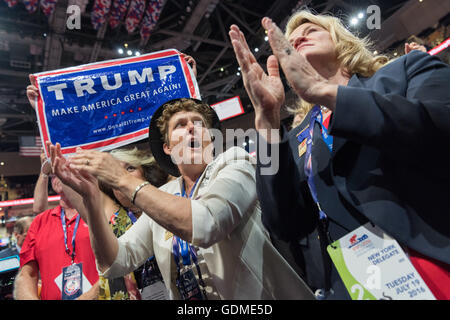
[26,85,38,95]
[229,27,247,68]
[69,149,98,168]
[266,55,280,78]
[54,157,87,195]
[68,149,111,180]
[29,74,36,86]
[229,25,256,73]
[263,17,295,67]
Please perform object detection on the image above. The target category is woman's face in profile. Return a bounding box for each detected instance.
[288,22,337,66]
[113,161,145,209]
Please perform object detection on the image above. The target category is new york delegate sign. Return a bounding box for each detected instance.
[35,49,200,156]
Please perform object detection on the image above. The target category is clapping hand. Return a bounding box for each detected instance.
[229,24,285,133]
[260,17,336,110]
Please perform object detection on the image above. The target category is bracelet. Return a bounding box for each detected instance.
[131,181,150,205]
[41,159,52,177]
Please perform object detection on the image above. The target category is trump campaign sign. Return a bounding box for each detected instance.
[34,49,200,156]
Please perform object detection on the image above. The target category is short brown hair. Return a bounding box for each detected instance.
[156,98,214,144]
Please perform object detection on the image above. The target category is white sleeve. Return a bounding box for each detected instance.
[99,214,154,278]
[191,149,258,248]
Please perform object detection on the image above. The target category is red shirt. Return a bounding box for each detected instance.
[20,205,99,300]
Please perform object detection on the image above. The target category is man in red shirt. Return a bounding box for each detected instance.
[13,176,99,300]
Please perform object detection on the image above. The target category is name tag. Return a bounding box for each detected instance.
[141,281,170,300]
[141,258,169,300]
[327,223,435,300]
[61,263,83,300]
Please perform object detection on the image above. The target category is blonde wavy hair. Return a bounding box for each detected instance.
[110,146,169,187]
[285,10,389,123]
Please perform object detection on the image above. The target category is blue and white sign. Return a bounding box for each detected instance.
[34,49,200,156]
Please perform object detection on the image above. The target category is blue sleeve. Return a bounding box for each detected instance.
[329,51,450,152]
[256,126,316,241]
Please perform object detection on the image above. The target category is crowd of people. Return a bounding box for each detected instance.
[6,9,450,300]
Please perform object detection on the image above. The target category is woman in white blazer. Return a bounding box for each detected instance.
[49,98,314,300]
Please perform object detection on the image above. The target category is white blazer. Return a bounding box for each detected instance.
[100,147,314,300]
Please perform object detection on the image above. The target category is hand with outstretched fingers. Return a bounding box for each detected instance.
[67,148,128,188]
[229,23,285,133]
[261,17,337,110]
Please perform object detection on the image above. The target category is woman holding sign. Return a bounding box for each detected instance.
[48,97,314,300]
[229,11,450,299]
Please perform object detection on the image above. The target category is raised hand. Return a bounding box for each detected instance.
[47,141,101,211]
[229,24,285,133]
[182,54,198,78]
[67,148,128,187]
[404,42,427,55]
[261,17,338,111]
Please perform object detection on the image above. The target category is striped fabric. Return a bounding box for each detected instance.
[23,0,39,13]
[109,0,131,29]
[91,0,112,30]
[3,0,18,8]
[40,0,59,17]
[125,0,146,34]
[19,136,42,157]
[140,0,166,40]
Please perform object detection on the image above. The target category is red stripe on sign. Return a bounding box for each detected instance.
[35,79,50,158]
[179,55,197,99]
[35,50,180,78]
[60,128,149,154]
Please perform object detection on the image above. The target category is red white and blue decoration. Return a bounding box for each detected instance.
[91,0,112,30]
[125,0,146,33]
[23,0,39,13]
[109,0,131,29]
[40,0,58,17]
[140,0,166,40]
[3,0,18,8]
[3,0,166,40]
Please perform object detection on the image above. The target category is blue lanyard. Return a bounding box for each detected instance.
[297,105,330,221]
[180,177,200,199]
[316,109,333,152]
[126,210,137,224]
[60,208,80,264]
[174,177,200,267]
[172,177,205,286]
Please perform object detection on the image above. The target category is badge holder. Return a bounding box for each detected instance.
[62,262,83,300]
[60,210,84,300]
[298,107,433,300]
[327,222,436,300]
[173,237,207,300]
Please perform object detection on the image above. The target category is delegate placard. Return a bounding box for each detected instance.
[34,49,200,156]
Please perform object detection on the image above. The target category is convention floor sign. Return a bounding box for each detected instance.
[34,49,200,156]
